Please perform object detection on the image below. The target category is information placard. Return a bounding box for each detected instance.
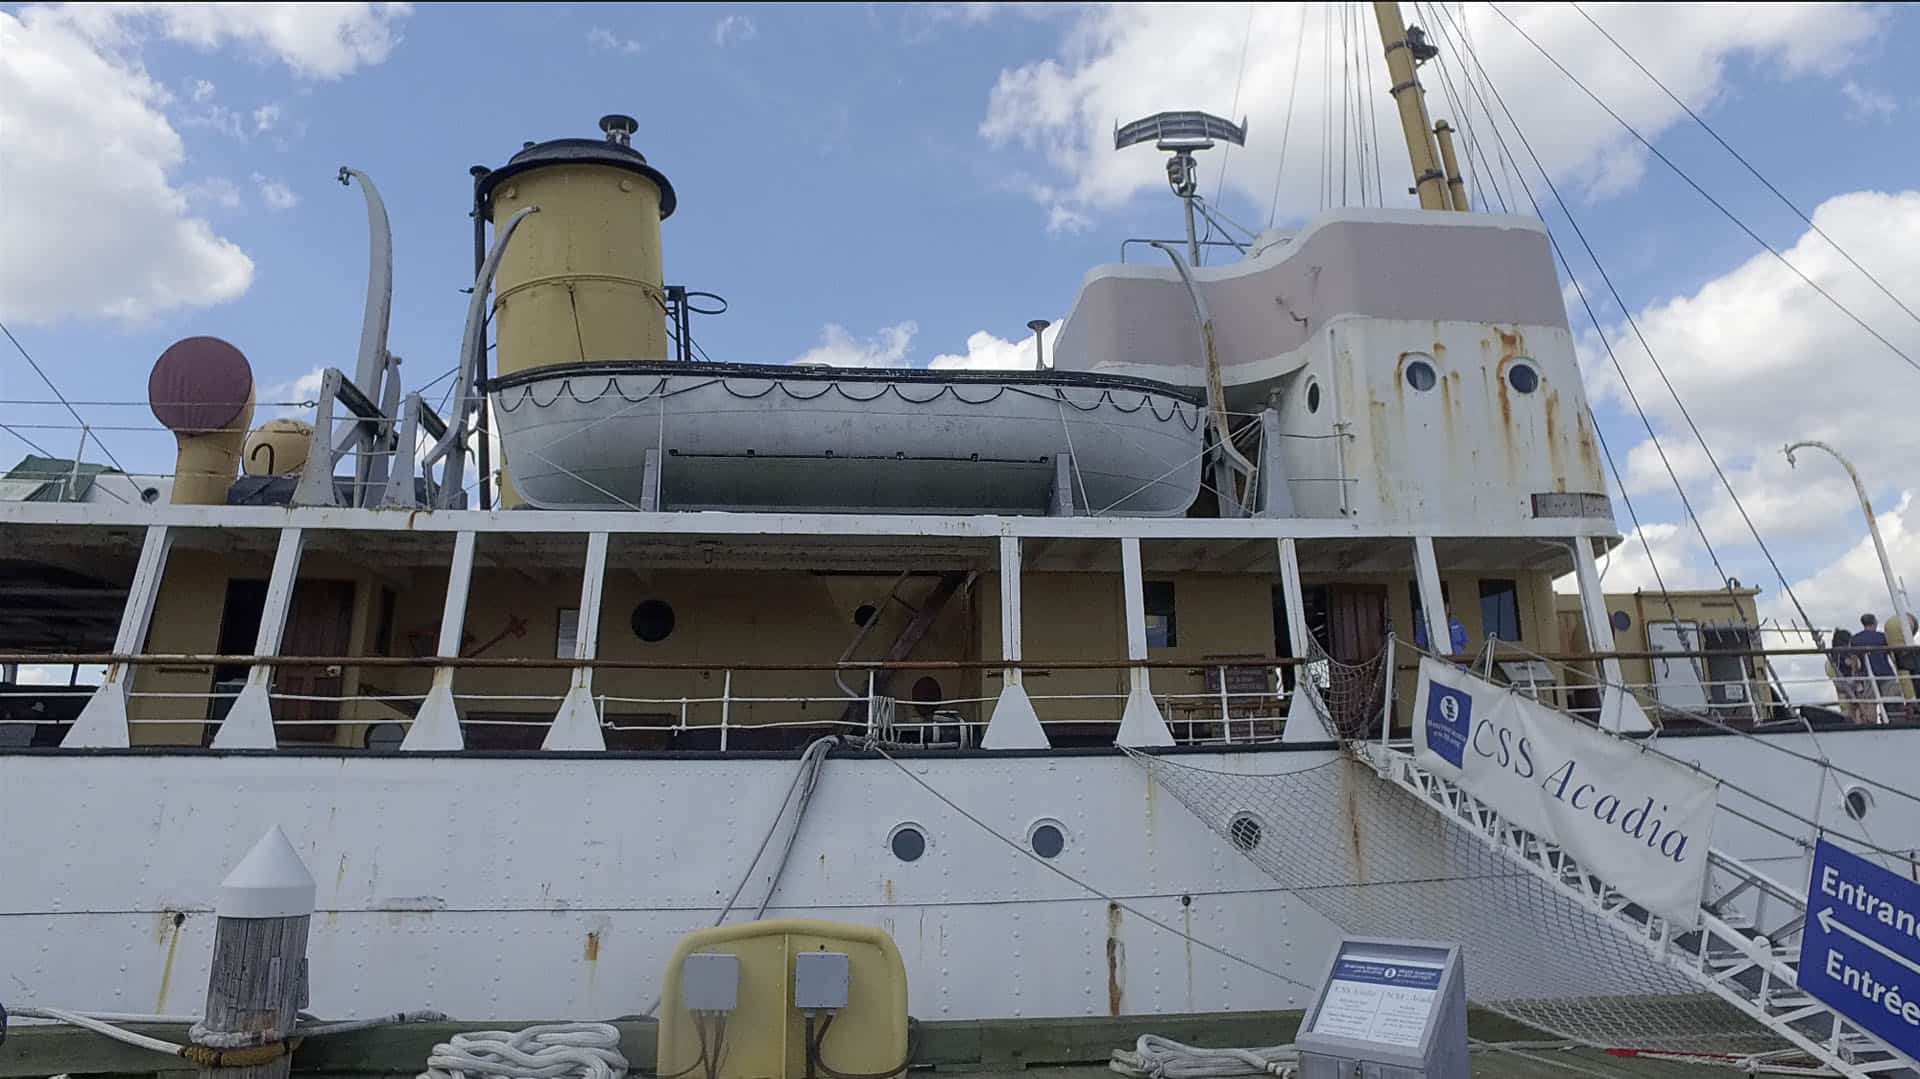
[1798,838,1920,1063]
[1310,957,1443,1048]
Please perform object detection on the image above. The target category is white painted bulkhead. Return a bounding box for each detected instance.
[2,730,1912,1021]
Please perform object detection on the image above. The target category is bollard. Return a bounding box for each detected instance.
[195,826,315,1079]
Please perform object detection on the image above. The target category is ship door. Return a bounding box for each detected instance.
[1302,584,1388,734]
[277,580,356,743]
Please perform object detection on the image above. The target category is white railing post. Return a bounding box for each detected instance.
[1568,536,1653,733]
[1278,537,1331,743]
[720,670,732,751]
[983,535,1048,749]
[66,524,173,748]
[1412,536,1452,664]
[402,530,475,750]
[1217,665,1232,744]
[545,531,608,750]
[213,527,306,749]
[1115,536,1173,746]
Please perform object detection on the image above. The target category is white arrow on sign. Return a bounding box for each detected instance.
[1819,906,1920,977]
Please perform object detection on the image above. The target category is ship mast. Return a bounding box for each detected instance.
[1372,1,1469,211]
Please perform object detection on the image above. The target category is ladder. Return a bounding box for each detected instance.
[1359,741,1919,1077]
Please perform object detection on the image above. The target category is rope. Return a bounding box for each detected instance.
[0,319,145,505]
[1107,1034,1297,1078]
[419,1023,627,1079]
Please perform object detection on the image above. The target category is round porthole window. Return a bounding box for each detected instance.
[1029,820,1067,859]
[631,599,676,643]
[1228,812,1264,852]
[1305,380,1321,414]
[889,823,927,863]
[1404,358,1437,392]
[1843,786,1873,822]
[364,722,405,751]
[1507,362,1540,394]
[853,604,877,627]
[1610,610,1632,633]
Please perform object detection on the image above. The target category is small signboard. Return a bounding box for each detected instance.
[1798,839,1920,1064]
[1297,938,1468,1078]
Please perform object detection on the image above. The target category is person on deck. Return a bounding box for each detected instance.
[1853,613,1898,723]
[1414,607,1469,658]
[1827,628,1874,726]
[1885,612,1919,721]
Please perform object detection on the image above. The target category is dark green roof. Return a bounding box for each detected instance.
[1,454,119,502]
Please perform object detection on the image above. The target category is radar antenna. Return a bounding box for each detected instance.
[1113,111,1247,264]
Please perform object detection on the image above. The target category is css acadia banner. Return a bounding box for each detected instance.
[1412,657,1718,928]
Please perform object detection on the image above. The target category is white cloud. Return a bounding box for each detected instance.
[1840,81,1897,123]
[1584,190,1920,548]
[587,26,643,54]
[263,367,326,413]
[929,321,1061,371]
[183,176,243,210]
[252,173,298,210]
[0,8,252,324]
[252,102,281,132]
[1768,492,1919,634]
[0,4,406,325]
[713,14,756,47]
[979,3,1880,223]
[55,3,412,80]
[791,322,917,368]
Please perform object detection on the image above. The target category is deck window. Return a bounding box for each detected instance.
[1145,581,1177,648]
[1479,579,1522,642]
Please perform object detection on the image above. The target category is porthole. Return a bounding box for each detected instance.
[631,599,676,643]
[1404,358,1437,392]
[1228,812,1264,852]
[1029,819,1067,859]
[140,486,161,504]
[364,722,405,750]
[1610,610,1632,633]
[888,823,927,863]
[1843,785,1873,822]
[1305,380,1321,414]
[912,676,943,718]
[1507,362,1539,394]
[853,604,877,627]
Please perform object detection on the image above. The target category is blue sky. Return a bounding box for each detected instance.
[2,1,1917,635]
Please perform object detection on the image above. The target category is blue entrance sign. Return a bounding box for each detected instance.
[1798,838,1920,1063]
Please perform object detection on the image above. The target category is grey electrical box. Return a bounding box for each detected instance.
[794,950,850,1010]
[1296,937,1468,1079]
[683,952,740,1012]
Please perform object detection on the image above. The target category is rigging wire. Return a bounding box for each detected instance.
[1266,2,1310,227]
[1570,0,1920,334]
[1482,1,1919,378]
[1360,3,1385,206]
[1319,1,1334,212]
[1449,3,1821,634]
[0,318,143,503]
[1420,5,1506,213]
[1415,1,1698,644]
[1200,2,1257,265]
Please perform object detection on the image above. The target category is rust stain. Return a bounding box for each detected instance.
[335,853,349,890]
[584,930,601,962]
[1341,770,1368,884]
[1105,902,1126,1016]
[883,878,895,904]
[1544,389,1567,490]
[155,911,186,1012]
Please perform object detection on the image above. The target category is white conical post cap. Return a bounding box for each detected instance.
[216,825,316,919]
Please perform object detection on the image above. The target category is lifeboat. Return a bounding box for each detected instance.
[486,360,1204,515]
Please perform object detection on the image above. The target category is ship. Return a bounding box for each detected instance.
[2,2,1916,1063]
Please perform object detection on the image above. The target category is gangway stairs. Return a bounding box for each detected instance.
[1358,740,1920,1077]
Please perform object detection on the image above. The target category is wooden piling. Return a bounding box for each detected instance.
[193,826,315,1079]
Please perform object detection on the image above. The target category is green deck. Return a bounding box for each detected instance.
[0,1009,1753,1078]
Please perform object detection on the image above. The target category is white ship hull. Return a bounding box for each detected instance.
[4,728,1910,1021]
[487,361,1206,515]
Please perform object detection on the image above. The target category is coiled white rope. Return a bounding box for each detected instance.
[419,1022,629,1079]
[1108,1035,1298,1079]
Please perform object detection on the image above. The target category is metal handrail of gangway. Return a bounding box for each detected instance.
[1357,734,1918,1077]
